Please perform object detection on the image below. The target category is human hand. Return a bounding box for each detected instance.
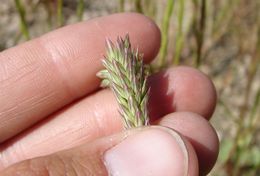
[0,13,218,176]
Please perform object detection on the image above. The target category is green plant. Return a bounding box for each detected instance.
[118,0,125,12]
[76,0,84,21]
[57,0,64,26]
[97,35,150,129]
[158,0,175,68]
[173,0,185,65]
[192,0,206,68]
[14,0,30,40]
[134,0,143,13]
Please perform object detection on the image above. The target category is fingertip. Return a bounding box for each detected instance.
[104,127,186,176]
[94,12,161,62]
[168,66,217,119]
[158,112,219,175]
[149,66,217,120]
[39,12,161,95]
[128,13,161,62]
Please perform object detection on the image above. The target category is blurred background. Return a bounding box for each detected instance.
[0,0,259,175]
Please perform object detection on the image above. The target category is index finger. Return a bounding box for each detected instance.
[0,13,161,143]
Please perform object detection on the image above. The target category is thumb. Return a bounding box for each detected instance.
[1,126,198,176]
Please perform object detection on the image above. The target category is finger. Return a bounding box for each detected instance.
[0,13,161,143]
[158,112,219,175]
[148,66,217,120]
[0,66,216,168]
[1,127,198,176]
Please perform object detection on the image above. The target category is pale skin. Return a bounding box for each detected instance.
[0,13,219,175]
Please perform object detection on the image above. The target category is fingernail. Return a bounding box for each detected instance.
[104,127,188,176]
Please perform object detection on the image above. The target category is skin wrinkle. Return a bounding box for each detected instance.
[0,106,17,121]
[34,161,50,176]
[47,155,73,176]
[62,156,79,176]
[0,51,29,83]
[69,117,93,146]
[30,118,87,155]
[0,62,38,89]
[0,111,85,169]
[0,90,57,130]
[71,156,96,176]
[91,90,122,136]
[71,157,84,176]
[38,37,80,100]
[64,99,101,143]
[0,59,40,118]
[60,123,91,150]
[0,60,9,86]
[16,91,56,113]
[74,92,119,141]
[92,101,108,137]
[0,39,79,142]
[0,99,100,169]
[90,91,121,138]
[29,128,71,153]
[0,40,47,95]
[94,20,107,41]
[85,105,104,141]
[37,21,108,100]
[6,63,63,118]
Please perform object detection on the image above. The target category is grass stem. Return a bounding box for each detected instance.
[173,0,185,65]
[14,0,30,40]
[194,0,206,68]
[57,0,63,27]
[76,0,84,21]
[118,0,125,12]
[134,0,143,13]
[158,0,175,68]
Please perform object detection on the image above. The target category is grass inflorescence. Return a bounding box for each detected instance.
[97,35,150,129]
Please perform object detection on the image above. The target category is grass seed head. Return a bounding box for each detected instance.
[97,34,150,129]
